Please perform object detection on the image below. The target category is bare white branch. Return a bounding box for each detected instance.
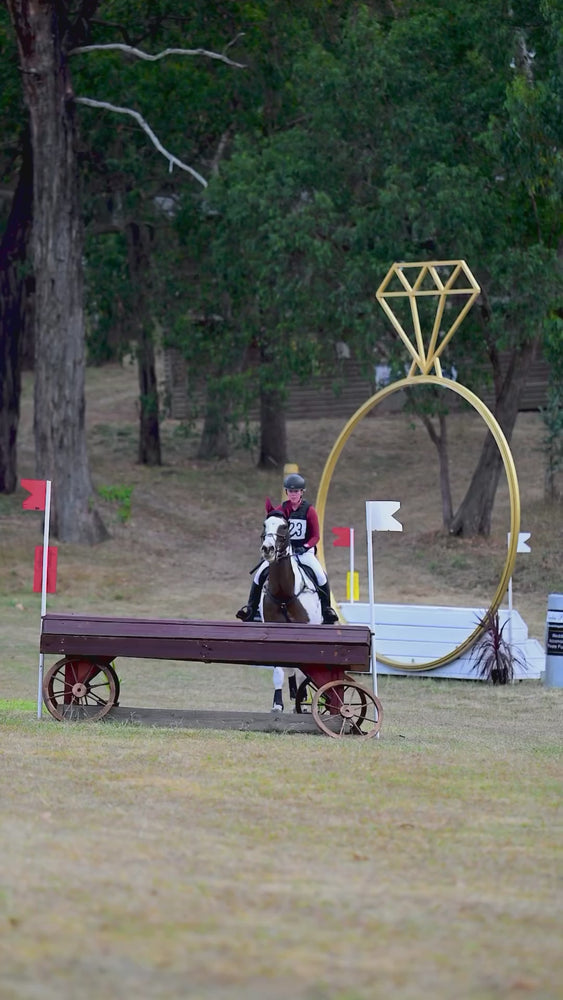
[75,97,208,186]
[70,42,245,69]
[223,32,245,55]
[210,128,233,177]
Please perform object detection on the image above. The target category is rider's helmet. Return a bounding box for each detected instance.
[284,473,306,491]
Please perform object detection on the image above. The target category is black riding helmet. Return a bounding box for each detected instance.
[284,473,306,491]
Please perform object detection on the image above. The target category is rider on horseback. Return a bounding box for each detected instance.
[236,472,339,624]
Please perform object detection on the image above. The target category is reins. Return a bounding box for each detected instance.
[263,550,314,609]
[261,513,316,622]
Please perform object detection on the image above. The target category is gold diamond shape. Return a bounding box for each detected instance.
[376,260,481,376]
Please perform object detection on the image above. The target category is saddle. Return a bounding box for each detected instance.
[251,559,318,593]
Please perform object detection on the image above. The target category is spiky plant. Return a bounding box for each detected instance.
[471,610,527,685]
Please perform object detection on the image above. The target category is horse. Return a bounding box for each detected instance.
[259,510,322,710]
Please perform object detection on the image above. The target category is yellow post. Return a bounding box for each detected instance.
[346,572,360,601]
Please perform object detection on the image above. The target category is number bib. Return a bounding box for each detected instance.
[288,501,310,543]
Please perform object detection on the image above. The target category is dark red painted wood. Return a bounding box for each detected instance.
[40,613,371,672]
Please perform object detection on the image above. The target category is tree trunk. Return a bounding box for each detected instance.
[405,386,454,528]
[7,0,107,542]
[449,338,540,536]
[197,389,230,459]
[125,222,161,466]
[137,330,161,465]
[258,386,287,469]
[419,411,453,528]
[0,127,33,494]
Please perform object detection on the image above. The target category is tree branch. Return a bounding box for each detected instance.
[69,41,246,69]
[88,19,134,45]
[210,127,234,176]
[75,97,208,186]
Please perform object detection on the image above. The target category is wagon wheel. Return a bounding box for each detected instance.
[312,679,383,739]
[43,657,119,722]
[294,678,330,715]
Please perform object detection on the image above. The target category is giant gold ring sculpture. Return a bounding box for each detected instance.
[315,261,521,671]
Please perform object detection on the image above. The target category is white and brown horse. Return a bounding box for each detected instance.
[259,510,321,708]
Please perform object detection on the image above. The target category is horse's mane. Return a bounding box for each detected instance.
[265,509,288,523]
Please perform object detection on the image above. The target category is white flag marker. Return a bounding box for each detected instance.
[506,531,531,658]
[366,500,403,532]
[366,500,403,707]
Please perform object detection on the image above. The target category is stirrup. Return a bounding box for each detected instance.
[236,605,254,622]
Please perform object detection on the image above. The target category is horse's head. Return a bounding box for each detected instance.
[261,511,290,562]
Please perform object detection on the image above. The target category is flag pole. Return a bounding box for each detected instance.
[506,530,531,660]
[37,480,52,720]
[365,504,378,697]
[364,500,402,701]
[507,574,514,654]
[350,527,355,604]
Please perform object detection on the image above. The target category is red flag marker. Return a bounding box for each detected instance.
[21,479,47,511]
[33,546,58,593]
[331,526,351,547]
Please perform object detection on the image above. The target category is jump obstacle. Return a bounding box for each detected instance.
[39,613,381,739]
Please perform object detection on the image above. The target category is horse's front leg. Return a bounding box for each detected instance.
[272,666,284,711]
[288,668,306,701]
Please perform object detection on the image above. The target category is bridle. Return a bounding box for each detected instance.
[261,513,291,562]
[261,512,314,619]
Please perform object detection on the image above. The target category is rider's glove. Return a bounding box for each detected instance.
[293,545,307,555]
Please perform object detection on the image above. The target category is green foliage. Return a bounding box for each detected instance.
[98,484,134,522]
[540,313,563,499]
[543,314,563,382]
[0,8,27,228]
[2,0,562,467]
[171,0,563,432]
[85,233,131,363]
[540,386,563,500]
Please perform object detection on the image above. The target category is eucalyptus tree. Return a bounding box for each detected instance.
[4,0,108,540]
[2,0,242,537]
[73,2,253,466]
[541,315,563,500]
[0,9,31,493]
[291,0,563,534]
[192,0,563,530]
[181,133,357,466]
[170,0,368,464]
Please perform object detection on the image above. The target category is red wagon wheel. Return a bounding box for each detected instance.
[312,679,383,739]
[43,657,119,721]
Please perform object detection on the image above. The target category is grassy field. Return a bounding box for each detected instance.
[0,363,562,999]
[0,683,561,1000]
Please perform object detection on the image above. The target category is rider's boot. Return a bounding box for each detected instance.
[318,581,339,624]
[236,581,262,622]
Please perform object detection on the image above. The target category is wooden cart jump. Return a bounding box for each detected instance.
[39,613,383,739]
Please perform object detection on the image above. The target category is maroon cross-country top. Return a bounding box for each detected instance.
[265,497,320,549]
